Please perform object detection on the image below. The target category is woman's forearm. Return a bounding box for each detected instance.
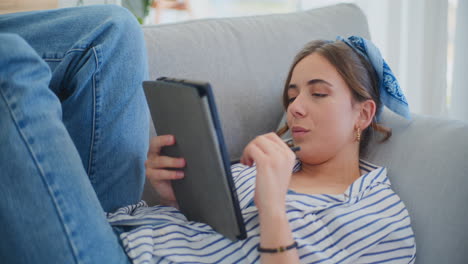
[259,208,300,264]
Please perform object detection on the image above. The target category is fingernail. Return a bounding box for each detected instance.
[167,136,174,144]
[176,171,184,177]
[179,158,186,166]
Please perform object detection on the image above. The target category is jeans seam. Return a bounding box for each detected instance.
[43,48,87,62]
[42,47,98,178]
[0,84,82,263]
[87,45,102,182]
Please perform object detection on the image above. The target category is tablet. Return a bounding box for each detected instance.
[143,77,247,241]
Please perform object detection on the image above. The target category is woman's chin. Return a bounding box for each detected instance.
[294,144,330,164]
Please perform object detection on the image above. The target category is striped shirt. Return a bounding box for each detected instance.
[107,160,416,263]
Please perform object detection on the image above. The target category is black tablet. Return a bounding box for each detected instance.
[143,77,246,241]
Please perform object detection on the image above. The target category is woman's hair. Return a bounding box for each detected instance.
[277,40,391,156]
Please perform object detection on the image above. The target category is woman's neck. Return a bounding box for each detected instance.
[290,149,361,195]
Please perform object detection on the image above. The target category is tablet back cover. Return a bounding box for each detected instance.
[143,79,246,241]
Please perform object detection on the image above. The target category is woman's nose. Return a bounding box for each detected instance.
[288,96,306,118]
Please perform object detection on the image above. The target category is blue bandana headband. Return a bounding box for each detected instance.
[336,36,411,120]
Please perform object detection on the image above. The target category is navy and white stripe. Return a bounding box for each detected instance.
[107,160,416,263]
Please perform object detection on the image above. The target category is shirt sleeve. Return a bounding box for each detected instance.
[230,163,247,181]
[230,163,257,209]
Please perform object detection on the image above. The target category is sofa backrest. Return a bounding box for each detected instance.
[142,4,468,264]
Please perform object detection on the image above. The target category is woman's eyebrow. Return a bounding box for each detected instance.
[307,79,332,87]
[288,79,332,90]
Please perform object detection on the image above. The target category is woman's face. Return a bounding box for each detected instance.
[287,52,361,164]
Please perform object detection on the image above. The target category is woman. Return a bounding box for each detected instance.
[110,37,416,263]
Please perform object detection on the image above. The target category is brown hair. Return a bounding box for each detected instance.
[277,40,391,156]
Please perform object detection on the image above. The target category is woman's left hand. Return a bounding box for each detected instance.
[240,133,296,214]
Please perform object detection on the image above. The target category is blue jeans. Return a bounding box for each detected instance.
[0,5,149,263]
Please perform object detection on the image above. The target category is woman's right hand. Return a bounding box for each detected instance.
[145,135,186,207]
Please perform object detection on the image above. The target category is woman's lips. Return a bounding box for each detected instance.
[292,131,309,137]
[291,126,310,137]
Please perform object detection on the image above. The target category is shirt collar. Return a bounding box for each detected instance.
[242,160,390,211]
[344,160,390,202]
[292,159,390,202]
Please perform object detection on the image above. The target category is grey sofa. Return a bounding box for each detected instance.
[140,4,468,263]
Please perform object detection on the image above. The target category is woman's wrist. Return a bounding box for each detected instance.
[258,207,292,244]
[258,205,286,220]
[257,201,286,218]
[258,205,299,263]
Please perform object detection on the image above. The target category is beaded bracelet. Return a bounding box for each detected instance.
[257,241,298,253]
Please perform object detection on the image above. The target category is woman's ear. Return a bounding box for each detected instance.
[357,99,376,129]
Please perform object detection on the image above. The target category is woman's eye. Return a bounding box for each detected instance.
[312,93,328,97]
[288,97,296,103]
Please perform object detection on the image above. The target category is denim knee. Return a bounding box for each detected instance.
[81,4,148,76]
[81,5,145,49]
[105,5,147,65]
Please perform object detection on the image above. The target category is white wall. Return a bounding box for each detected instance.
[59,0,120,8]
[450,0,467,120]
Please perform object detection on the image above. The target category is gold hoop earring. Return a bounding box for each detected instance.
[356,127,361,142]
